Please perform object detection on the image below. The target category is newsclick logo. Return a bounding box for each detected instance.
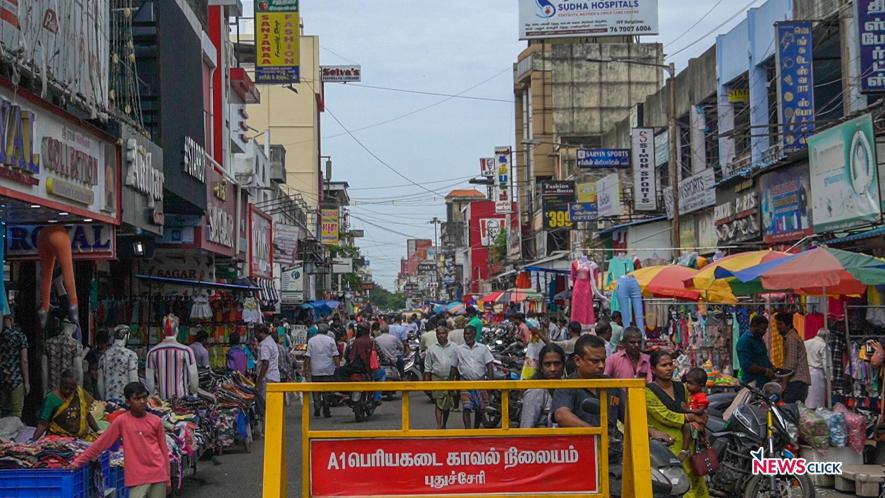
[750,448,842,476]
[535,0,556,18]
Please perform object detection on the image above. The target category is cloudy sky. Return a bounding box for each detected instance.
[244,0,763,289]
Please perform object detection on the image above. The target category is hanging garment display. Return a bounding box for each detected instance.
[569,258,599,326]
[615,275,644,331]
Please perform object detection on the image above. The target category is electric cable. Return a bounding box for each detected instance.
[341,83,513,103]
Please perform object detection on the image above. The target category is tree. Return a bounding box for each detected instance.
[488,228,508,266]
[369,285,406,310]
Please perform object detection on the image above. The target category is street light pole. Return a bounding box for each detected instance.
[429,217,441,301]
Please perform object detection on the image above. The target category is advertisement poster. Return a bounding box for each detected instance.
[320,209,339,245]
[571,181,597,222]
[280,264,304,304]
[576,148,630,169]
[519,0,659,39]
[596,173,623,218]
[807,114,881,232]
[776,21,815,154]
[479,218,505,246]
[495,146,511,188]
[274,223,301,267]
[541,181,575,230]
[759,163,813,243]
[857,0,885,93]
[632,128,657,211]
[255,0,300,83]
[714,183,760,244]
[310,435,598,496]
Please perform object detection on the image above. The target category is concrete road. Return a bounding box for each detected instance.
[177,391,446,497]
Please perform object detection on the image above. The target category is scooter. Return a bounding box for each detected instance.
[348,372,377,423]
[580,398,690,497]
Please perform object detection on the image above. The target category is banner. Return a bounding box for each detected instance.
[776,21,815,154]
[570,182,598,222]
[274,223,301,267]
[280,264,304,304]
[632,128,657,211]
[715,183,760,244]
[321,209,339,245]
[495,147,511,188]
[597,173,623,218]
[808,114,881,232]
[518,0,659,39]
[310,435,598,496]
[255,0,300,84]
[320,65,361,82]
[857,0,885,93]
[759,163,813,243]
[576,149,630,169]
[541,181,574,231]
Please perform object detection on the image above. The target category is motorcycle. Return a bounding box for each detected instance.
[580,398,690,497]
[706,380,814,498]
[347,372,378,423]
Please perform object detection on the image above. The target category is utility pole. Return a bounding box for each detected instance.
[429,217,441,301]
[666,62,680,258]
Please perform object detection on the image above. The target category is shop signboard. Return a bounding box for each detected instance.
[495,146,511,188]
[255,0,300,84]
[320,65,361,83]
[280,264,304,304]
[728,88,749,104]
[274,223,301,268]
[654,130,669,167]
[480,157,495,177]
[518,0,658,39]
[570,181,598,222]
[576,148,630,169]
[759,162,813,243]
[6,223,115,260]
[309,435,598,496]
[1,0,109,113]
[663,168,716,219]
[714,181,760,244]
[541,181,574,231]
[121,124,164,234]
[417,261,435,274]
[494,187,512,214]
[808,114,882,232]
[201,166,236,257]
[332,257,353,274]
[479,218,505,246]
[632,128,657,211]
[136,249,214,281]
[857,0,885,93]
[250,206,274,279]
[0,86,118,224]
[776,21,816,154]
[596,173,622,218]
[321,209,339,245]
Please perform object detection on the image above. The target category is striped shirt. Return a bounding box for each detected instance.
[146,340,197,399]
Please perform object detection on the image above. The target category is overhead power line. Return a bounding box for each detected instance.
[351,214,421,239]
[342,83,514,103]
[662,0,726,47]
[667,0,762,58]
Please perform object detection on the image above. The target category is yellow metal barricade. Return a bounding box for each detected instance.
[262,379,651,498]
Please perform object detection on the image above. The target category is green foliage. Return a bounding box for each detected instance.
[370,285,406,311]
[488,228,508,266]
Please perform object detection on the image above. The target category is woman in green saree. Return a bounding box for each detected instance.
[33,370,101,441]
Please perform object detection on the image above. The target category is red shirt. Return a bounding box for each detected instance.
[72,411,171,488]
[689,391,709,411]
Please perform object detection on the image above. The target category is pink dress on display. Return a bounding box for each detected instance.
[570,259,597,326]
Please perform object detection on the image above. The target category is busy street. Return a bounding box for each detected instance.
[5,0,885,497]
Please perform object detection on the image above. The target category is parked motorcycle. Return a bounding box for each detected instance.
[706,381,814,498]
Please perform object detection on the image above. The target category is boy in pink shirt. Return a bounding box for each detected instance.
[71,382,170,498]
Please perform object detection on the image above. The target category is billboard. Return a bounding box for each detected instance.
[759,162,813,243]
[632,128,657,211]
[519,0,659,39]
[480,157,496,177]
[479,218,505,246]
[320,65,361,82]
[597,173,623,218]
[808,114,881,232]
[321,209,339,245]
[664,168,716,219]
[776,21,815,154]
[857,0,885,93]
[715,183,760,244]
[541,181,575,231]
[495,146,511,188]
[310,435,598,496]
[274,223,301,267]
[255,0,300,84]
[280,264,304,304]
[576,149,630,169]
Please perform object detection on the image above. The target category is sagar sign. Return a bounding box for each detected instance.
[309,435,598,496]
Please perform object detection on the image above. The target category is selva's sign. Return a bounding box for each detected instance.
[7,223,115,260]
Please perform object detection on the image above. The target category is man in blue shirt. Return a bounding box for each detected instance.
[737,315,775,387]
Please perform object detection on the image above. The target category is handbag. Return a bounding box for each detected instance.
[369,347,381,371]
[690,440,719,476]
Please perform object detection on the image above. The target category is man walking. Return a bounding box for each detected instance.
[424,326,459,429]
[737,315,775,387]
[255,325,280,438]
[455,327,494,429]
[603,327,652,382]
[304,326,340,418]
[466,307,484,343]
[776,312,810,402]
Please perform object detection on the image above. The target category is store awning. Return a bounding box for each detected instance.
[828,226,885,245]
[135,274,260,291]
[522,251,571,274]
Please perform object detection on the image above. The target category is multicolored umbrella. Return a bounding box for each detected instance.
[446,301,466,314]
[479,291,504,303]
[628,265,700,301]
[498,288,543,304]
[685,250,790,303]
[718,247,885,295]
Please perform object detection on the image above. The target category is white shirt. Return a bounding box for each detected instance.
[456,343,494,380]
[804,336,829,370]
[259,335,281,382]
[425,342,459,378]
[305,333,339,376]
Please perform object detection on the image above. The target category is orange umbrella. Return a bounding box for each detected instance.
[479,291,503,303]
[628,265,700,301]
[685,250,789,302]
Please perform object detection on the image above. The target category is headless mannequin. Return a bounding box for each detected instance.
[97,326,139,401]
[42,320,84,394]
[145,315,199,399]
[570,252,606,327]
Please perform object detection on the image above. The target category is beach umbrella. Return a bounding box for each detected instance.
[446,301,465,314]
[685,250,790,302]
[479,290,504,303]
[626,265,701,301]
[498,288,543,304]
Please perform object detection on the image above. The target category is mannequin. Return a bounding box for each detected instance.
[42,319,85,394]
[145,315,199,399]
[37,226,79,329]
[615,275,645,332]
[570,251,605,327]
[97,325,139,402]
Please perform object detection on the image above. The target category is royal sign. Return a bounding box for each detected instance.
[7,223,115,260]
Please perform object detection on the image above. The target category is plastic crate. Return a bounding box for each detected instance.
[0,465,90,498]
[109,465,127,498]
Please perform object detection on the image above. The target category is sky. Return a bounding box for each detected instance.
[243,0,765,290]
